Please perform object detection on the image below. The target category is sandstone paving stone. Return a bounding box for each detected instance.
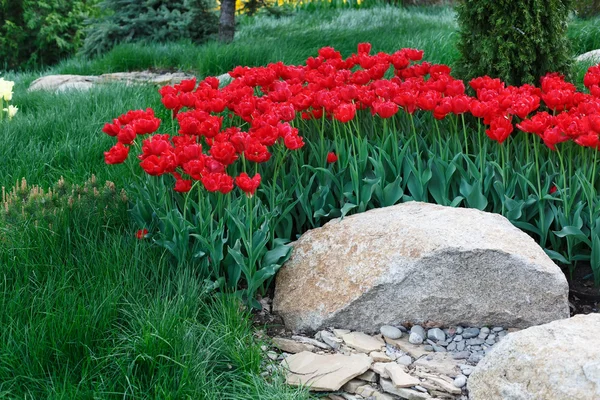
[384,363,421,388]
[356,370,378,382]
[342,378,366,393]
[380,378,432,399]
[413,353,461,377]
[370,351,392,362]
[414,370,462,395]
[282,351,371,391]
[291,335,331,350]
[385,337,432,359]
[342,332,385,353]
[371,362,393,379]
[272,337,316,353]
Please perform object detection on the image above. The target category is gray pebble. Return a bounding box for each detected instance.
[469,353,484,363]
[486,337,496,345]
[480,327,490,335]
[478,332,488,340]
[462,327,480,339]
[468,338,485,346]
[452,351,470,360]
[409,332,424,345]
[470,345,482,351]
[398,325,408,333]
[433,345,447,352]
[437,340,449,347]
[411,325,426,338]
[447,341,457,351]
[492,327,504,332]
[414,385,428,393]
[457,341,466,351]
[427,328,446,342]
[397,355,412,366]
[454,335,463,342]
[424,345,434,351]
[453,374,467,388]
[462,367,473,376]
[456,326,464,334]
[498,331,508,337]
[380,325,403,340]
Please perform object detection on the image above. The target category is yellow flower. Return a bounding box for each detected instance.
[0,78,15,101]
[3,105,18,119]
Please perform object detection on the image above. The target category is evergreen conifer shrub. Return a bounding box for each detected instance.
[81,0,218,58]
[455,0,574,86]
[0,0,99,70]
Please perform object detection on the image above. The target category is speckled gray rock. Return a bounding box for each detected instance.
[469,314,600,400]
[462,328,480,339]
[273,202,569,333]
[428,328,446,342]
[380,325,402,340]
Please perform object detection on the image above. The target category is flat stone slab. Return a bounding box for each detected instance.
[282,351,372,391]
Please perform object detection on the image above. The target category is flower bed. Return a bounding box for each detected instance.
[102,44,600,303]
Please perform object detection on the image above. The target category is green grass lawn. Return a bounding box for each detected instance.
[2,4,600,399]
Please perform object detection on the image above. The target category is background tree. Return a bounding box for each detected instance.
[219,0,236,43]
[455,0,573,86]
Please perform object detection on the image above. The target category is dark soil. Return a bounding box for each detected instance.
[566,263,600,316]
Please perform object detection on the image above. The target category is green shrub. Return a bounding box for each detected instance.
[81,0,218,58]
[455,0,573,86]
[574,0,600,18]
[0,0,99,70]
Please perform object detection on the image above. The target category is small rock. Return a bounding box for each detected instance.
[272,337,317,354]
[291,335,331,350]
[356,385,376,397]
[398,325,409,333]
[498,330,508,337]
[433,345,447,352]
[467,338,485,346]
[480,327,490,335]
[356,370,378,382]
[320,330,343,350]
[380,378,432,399]
[343,332,385,353]
[333,329,351,338]
[452,351,470,360]
[485,337,496,345]
[385,363,420,388]
[409,332,424,345]
[397,355,413,366]
[447,342,457,351]
[371,362,393,379]
[468,353,484,363]
[478,332,488,340]
[380,325,403,340]
[456,341,466,351]
[454,335,463,342]
[462,328,480,339]
[342,379,366,393]
[370,351,392,363]
[428,328,446,342]
[453,374,467,388]
[414,385,428,393]
[461,367,473,376]
[411,325,426,338]
[456,326,464,334]
[492,327,504,332]
[282,351,372,391]
[423,345,434,351]
[267,351,278,360]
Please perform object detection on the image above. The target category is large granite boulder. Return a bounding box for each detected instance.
[273,202,569,333]
[468,314,600,400]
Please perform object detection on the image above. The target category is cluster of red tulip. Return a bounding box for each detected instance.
[102,43,600,194]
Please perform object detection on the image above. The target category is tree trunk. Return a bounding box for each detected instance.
[219,0,236,43]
